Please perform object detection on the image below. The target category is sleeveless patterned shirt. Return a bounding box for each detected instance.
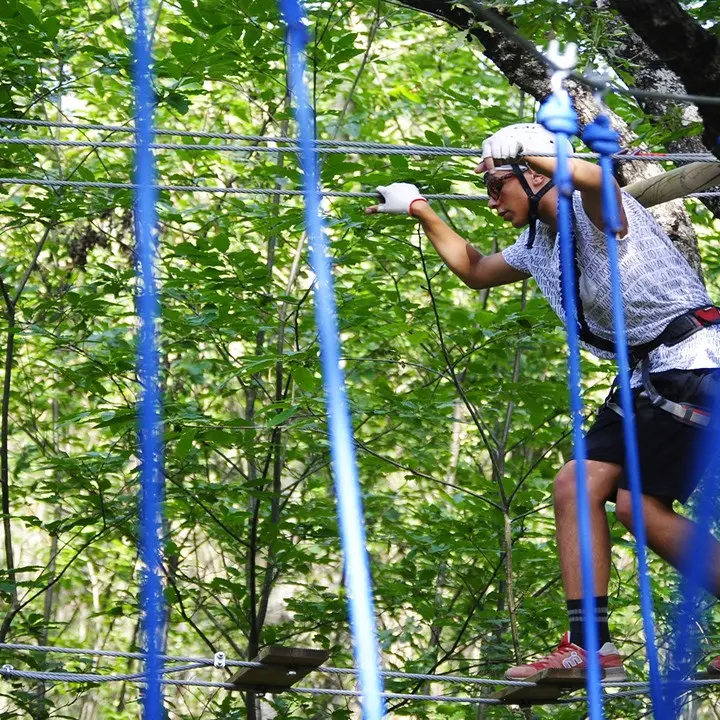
[501,191,720,386]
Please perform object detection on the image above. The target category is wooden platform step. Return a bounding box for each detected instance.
[495,669,720,705]
[231,646,329,693]
[493,668,588,704]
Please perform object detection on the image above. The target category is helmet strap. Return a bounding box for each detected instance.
[510,164,555,249]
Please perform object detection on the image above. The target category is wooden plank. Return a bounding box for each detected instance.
[690,671,717,680]
[493,668,589,705]
[626,161,720,208]
[231,646,330,692]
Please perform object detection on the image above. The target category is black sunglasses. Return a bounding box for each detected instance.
[483,172,518,201]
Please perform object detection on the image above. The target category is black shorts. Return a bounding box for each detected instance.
[585,369,720,504]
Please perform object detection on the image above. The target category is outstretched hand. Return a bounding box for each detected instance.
[365,182,427,216]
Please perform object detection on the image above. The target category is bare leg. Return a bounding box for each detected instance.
[554,460,623,599]
[616,489,720,596]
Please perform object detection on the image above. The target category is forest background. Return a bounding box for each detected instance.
[1,0,720,718]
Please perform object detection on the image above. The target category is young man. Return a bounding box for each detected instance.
[366,123,720,679]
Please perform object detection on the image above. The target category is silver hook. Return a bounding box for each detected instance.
[546,39,578,95]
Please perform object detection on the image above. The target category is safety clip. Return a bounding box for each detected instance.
[546,39,578,95]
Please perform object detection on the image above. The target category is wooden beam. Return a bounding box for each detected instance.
[230,646,330,692]
[625,162,720,208]
[493,668,588,705]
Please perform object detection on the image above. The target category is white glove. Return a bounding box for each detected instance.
[375,183,427,215]
[481,123,564,168]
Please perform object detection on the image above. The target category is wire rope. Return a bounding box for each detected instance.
[0,176,718,201]
[0,125,719,163]
[0,133,718,162]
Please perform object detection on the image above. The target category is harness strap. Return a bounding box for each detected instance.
[640,359,712,429]
[606,361,713,429]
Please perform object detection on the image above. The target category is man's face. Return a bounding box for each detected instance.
[481,170,533,228]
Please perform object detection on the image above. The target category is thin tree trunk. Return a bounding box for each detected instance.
[34,398,62,717]
[244,88,292,720]
[0,298,17,616]
[0,224,53,642]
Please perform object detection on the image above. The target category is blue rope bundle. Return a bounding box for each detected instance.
[582,114,666,719]
[667,433,720,714]
[277,0,386,717]
[538,92,605,718]
[131,0,165,717]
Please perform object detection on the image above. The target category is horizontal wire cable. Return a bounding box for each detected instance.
[0,642,246,665]
[0,176,718,200]
[4,667,720,705]
[0,119,718,162]
[0,643,530,687]
[0,135,481,156]
[0,663,209,683]
[0,667,503,703]
[3,643,719,691]
[0,177,487,200]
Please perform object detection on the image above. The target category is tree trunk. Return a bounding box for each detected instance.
[607,0,720,156]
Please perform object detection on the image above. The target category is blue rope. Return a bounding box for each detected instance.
[582,115,667,719]
[538,95,605,718]
[277,1,386,717]
[132,0,164,717]
[666,362,720,707]
[666,465,720,715]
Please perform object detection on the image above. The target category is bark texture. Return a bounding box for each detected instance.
[607,0,720,157]
[591,0,720,224]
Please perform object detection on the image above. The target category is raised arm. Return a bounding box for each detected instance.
[526,156,628,237]
[410,203,528,289]
[478,124,628,237]
[366,183,528,290]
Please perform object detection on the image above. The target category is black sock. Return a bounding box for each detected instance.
[567,596,611,648]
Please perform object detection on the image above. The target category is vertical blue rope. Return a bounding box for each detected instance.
[277,1,386,717]
[664,144,720,718]
[667,443,720,716]
[583,115,667,719]
[666,352,720,708]
[538,95,604,719]
[132,0,164,717]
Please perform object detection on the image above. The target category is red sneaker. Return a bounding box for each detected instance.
[708,656,720,675]
[505,632,626,681]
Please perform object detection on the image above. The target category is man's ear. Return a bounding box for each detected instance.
[529,172,551,189]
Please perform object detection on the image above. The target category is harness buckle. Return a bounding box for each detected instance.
[694,306,720,325]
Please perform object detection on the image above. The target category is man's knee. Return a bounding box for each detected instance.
[553,462,578,510]
[554,461,620,510]
[616,490,675,533]
[615,490,633,530]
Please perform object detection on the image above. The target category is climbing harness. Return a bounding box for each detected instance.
[560,219,720,429]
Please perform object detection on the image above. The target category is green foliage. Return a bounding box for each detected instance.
[0,1,719,718]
